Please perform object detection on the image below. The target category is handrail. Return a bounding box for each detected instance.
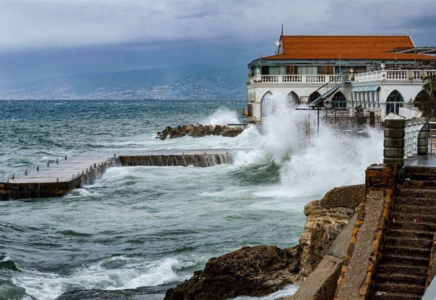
[429,122,436,155]
[313,72,348,94]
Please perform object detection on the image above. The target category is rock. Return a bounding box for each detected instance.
[198,125,208,137]
[170,129,186,139]
[190,126,200,138]
[319,184,365,208]
[157,124,246,139]
[298,185,363,278]
[56,284,173,300]
[221,126,243,137]
[211,125,222,136]
[160,126,172,140]
[164,245,301,300]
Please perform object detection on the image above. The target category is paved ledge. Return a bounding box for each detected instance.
[1,149,247,200]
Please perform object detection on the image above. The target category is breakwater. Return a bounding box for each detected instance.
[0,149,240,200]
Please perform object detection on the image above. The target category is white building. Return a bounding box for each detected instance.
[245,35,436,121]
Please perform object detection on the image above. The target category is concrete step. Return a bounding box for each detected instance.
[405,166,436,174]
[406,172,436,181]
[392,211,436,224]
[385,245,431,257]
[388,228,434,239]
[396,196,436,207]
[378,262,428,276]
[382,253,430,266]
[373,291,423,300]
[385,236,433,248]
[375,282,424,294]
[391,220,436,231]
[398,188,436,198]
[403,180,436,189]
[377,273,427,286]
[394,204,436,215]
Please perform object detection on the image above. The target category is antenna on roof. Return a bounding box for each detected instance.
[281,23,284,36]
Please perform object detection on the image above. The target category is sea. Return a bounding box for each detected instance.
[0,99,383,300]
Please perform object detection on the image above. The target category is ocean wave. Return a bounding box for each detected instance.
[11,256,191,300]
[233,92,383,198]
[55,230,93,238]
[64,188,103,199]
[0,255,19,272]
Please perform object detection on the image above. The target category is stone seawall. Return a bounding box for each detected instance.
[1,150,239,200]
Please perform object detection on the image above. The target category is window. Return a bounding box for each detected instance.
[386,90,404,115]
[332,92,347,108]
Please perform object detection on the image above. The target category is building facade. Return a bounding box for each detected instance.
[246,35,436,121]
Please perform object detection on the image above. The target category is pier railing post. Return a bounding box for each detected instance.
[418,122,430,155]
[384,119,406,168]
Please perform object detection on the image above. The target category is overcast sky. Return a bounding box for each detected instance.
[1,0,435,83]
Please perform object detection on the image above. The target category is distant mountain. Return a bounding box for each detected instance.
[0,64,247,100]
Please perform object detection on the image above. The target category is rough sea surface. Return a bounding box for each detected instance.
[0,99,383,300]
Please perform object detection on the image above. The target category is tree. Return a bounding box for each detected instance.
[423,74,436,117]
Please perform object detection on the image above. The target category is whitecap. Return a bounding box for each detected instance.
[12,256,189,300]
[232,284,299,300]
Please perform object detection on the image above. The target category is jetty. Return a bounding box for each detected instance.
[0,149,241,200]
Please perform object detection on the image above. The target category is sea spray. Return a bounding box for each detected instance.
[201,107,240,125]
[234,92,383,197]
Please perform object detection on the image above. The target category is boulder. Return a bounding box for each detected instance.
[164,245,301,300]
[190,126,200,138]
[221,127,243,137]
[211,125,222,136]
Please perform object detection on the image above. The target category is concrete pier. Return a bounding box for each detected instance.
[0,149,241,200]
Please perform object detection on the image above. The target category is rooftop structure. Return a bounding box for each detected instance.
[245,34,436,121]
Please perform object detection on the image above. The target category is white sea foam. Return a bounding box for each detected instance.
[234,92,383,198]
[65,188,103,198]
[13,256,187,300]
[201,107,240,125]
[233,284,299,300]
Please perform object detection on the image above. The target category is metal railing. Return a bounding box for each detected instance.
[429,122,436,155]
[404,121,426,158]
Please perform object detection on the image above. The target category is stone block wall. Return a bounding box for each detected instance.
[384,119,405,168]
[426,232,436,289]
[334,164,397,300]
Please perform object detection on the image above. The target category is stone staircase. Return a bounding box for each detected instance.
[372,167,436,300]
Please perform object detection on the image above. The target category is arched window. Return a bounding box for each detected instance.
[414,90,432,116]
[386,90,404,115]
[308,91,321,104]
[332,91,347,108]
[261,91,273,117]
[287,91,300,106]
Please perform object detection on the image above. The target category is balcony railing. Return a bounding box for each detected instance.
[354,70,436,83]
[248,70,436,85]
[249,74,344,84]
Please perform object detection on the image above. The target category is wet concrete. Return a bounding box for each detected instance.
[0,149,245,200]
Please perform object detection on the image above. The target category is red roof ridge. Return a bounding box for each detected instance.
[281,35,411,37]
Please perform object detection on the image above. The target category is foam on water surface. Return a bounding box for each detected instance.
[0,99,383,299]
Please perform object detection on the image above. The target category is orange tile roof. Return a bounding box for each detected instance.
[263,36,436,61]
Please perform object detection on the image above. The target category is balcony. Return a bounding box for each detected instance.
[247,70,436,85]
[247,74,344,85]
[354,70,436,82]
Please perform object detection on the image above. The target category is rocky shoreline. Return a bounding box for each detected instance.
[56,185,364,300]
[156,124,247,140]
